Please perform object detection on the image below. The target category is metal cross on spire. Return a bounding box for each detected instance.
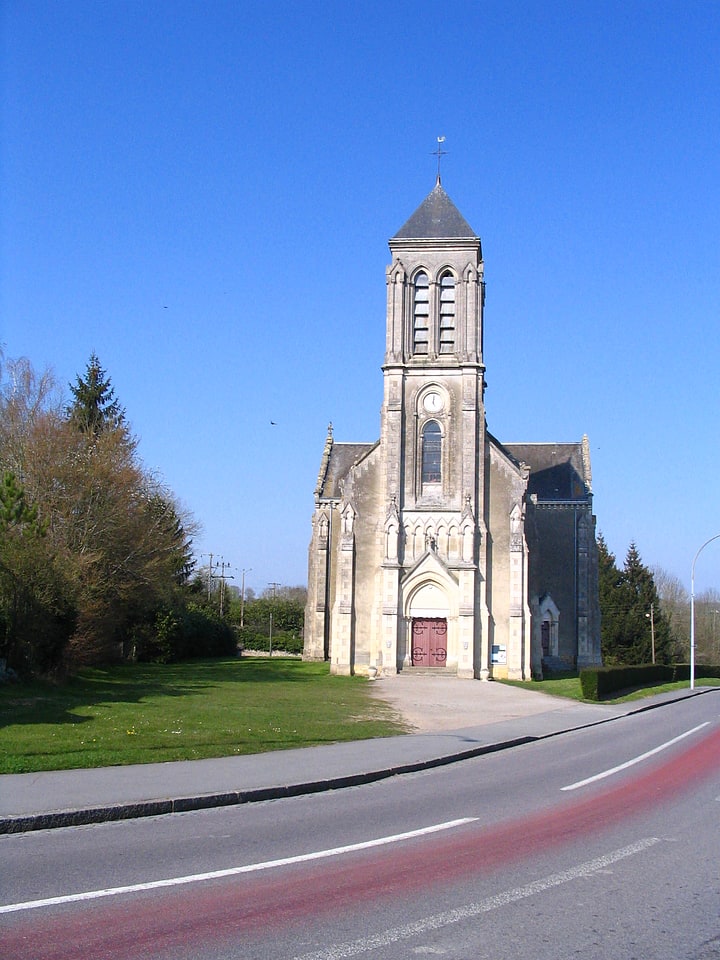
[432,136,447,183]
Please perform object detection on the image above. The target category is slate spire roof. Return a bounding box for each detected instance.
[392,177,478,240]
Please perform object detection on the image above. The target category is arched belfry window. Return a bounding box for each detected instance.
[413,272,430,355]
[438,273,456,354]
[421,420,442,484]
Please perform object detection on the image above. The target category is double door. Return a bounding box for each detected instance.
[411,618,448,667]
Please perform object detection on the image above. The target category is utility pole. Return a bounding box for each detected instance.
[201,554,214,602]
[240,569,252,628]
[212,560,235,617]
[268,582,281,656]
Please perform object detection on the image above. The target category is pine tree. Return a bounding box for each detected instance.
[598,535,673,665]
[622,542,672,664]
[0,472,40,531]
[67,354,125,435]
[597,533,626,664]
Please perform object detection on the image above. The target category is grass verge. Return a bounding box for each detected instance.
[0,658,410,774]
[499,676,720,703]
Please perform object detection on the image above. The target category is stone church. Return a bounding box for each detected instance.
[304,178,601,680]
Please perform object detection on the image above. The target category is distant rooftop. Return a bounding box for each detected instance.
[504,441,592,500]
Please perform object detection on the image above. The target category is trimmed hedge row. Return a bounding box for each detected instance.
[237,629,304,655]
[580,663,720,700]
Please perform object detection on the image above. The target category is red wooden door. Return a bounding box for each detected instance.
[411,618,448,667]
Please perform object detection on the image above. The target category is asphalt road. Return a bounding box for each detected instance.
[3,692,719,959]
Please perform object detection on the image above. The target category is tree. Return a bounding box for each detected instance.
[621,543,673,664]
[0,352,200,673]
[652,566,689,659]
[0,472,74,675]
[694,588,720,664]
[67,353,125,435]
[598,536,672,665]
[232,585,306,652]
[597,534,625,664]
[0,471,40,529]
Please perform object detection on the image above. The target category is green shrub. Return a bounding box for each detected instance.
[179,604,236,659]
[236,628,267,650]
[133,604,236,663]
[236,628,303,655]
[580,664,674,700]
[271,632,303,654]
[672,663,720,681]
[580,663,720,699]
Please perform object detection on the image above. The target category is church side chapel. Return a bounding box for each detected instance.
[304,176,602,680]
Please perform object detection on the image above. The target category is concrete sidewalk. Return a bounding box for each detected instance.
[1,682,713,835]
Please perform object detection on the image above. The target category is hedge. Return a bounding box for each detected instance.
[237,628,303,655]
[580,663,720,700]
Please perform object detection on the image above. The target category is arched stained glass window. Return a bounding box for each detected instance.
[413,272,430,355]
[438,273,455,354]
[422,420,442,484]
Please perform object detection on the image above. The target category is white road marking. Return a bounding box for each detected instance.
[561,722,711,791]
[293,837,662,960]
[0,818,477,915]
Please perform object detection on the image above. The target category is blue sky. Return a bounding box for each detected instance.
[2,1,719,598]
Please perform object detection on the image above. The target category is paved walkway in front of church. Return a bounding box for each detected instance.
[1,679,714,835]
[365,673,587,732]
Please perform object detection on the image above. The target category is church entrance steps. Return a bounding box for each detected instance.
[398,667,454,677]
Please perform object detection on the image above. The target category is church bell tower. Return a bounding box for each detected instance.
[378,177,490,677]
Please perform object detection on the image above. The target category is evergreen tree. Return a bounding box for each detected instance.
[598,535,673,665]
[622,543,672,663]
[67,353,125,435]
[597,533,626,664]
[0,472,40,531]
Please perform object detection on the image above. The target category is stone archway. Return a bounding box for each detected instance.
[405,579,452,669]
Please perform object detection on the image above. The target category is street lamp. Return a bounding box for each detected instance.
[645,603,655,664]
[690,534,720,690]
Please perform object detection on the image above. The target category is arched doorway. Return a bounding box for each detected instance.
[405,579,451,668]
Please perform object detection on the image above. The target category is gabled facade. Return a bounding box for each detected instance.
[304,180,601,679]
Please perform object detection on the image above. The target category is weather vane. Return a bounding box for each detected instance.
[432,136,447,181]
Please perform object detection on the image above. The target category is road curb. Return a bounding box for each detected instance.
[0,737,537,835]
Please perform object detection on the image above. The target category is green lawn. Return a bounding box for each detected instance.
[4,661,716,775]
[0,658,410,774]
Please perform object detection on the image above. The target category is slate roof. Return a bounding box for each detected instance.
[392,179,478,240]
[317,442,377,499]
[503,441,591,501]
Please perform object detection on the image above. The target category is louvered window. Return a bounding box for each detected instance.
[413,272,430,355]
[438,273,455,354]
